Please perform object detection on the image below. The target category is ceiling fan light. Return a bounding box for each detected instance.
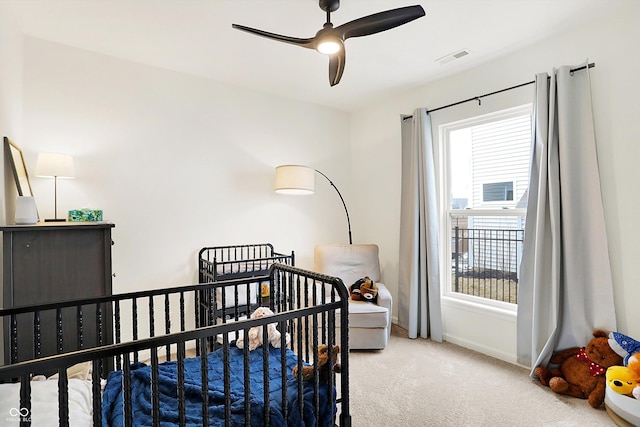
[317,39,342,55]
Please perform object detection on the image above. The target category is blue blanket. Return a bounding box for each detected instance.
[101,345,335,427]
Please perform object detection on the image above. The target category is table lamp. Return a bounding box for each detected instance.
[35,152,75,222]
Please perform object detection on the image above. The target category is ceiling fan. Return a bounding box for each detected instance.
[232,1,426,86]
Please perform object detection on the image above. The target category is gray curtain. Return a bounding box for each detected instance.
[517,63,617,371]
[398,108,442,341]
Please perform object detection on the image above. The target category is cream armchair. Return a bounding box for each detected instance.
[314,244,392,350]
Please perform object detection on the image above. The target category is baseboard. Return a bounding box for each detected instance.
[442,332,519,365]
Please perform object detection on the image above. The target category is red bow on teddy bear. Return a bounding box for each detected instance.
[575,347,606,377]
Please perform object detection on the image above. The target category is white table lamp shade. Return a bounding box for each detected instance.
[35,153,75,178]
[274,165,315,195]
[15,196,38,224]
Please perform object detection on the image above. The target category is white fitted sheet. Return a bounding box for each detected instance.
[0,378,93,426]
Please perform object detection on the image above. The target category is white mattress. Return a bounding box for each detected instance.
[0,378,94,426]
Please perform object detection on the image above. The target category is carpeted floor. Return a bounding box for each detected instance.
[346,325,616,426]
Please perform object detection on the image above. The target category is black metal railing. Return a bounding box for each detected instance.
[451,226,524,304]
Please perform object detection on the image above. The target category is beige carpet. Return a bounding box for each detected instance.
[346,325,616,427]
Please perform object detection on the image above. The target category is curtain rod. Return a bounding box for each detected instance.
[403,62,595,119]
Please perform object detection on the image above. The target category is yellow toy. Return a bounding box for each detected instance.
[607,365,640,396]
[607,353,640,399]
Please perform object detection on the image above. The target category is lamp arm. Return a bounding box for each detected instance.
[315,169,352,244]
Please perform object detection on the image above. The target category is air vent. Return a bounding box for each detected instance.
[436,49,470,65]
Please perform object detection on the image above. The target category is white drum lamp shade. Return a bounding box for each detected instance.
[274,165,315,195]
[35,153,75,178]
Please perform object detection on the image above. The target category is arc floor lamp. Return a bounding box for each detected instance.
[274,165,352,244]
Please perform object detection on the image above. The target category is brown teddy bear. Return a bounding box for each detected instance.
[534,329,623,408]
[349,276,378,304]
[292,344,341,383]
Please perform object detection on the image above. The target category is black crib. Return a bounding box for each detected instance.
[197,243,295,331]
[198,243,295,282]
[0,263,351,427]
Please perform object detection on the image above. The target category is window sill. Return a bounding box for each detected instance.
[442,294,517,322]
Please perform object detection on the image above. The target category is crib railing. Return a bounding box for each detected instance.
[198,243,295,282]
[1,279,230,367]
[0,263,349,370]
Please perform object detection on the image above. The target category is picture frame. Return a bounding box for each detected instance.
[4,136,34,197]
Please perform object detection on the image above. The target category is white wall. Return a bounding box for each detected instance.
[0,3,24,362]
[18,37,352,298]
[350,2,640,363]
[0,3,23,225]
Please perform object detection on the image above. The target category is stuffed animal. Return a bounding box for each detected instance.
[606,353,640,399]
[631,354,640,399]
[235,307,282,351]
[292,344,341,383]
[606,356,640,397]
[534,329,623,408]
[609,331,640,366]
[349,276,378,303]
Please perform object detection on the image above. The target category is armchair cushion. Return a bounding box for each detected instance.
[347,301,389,328]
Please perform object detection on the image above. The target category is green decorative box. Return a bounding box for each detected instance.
[68,208,103,222]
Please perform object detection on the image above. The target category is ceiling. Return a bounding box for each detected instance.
[6,0,620,112]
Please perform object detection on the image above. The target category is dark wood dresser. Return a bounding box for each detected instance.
[1,222,114,363]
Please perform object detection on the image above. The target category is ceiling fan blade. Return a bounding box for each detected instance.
[336,5,425,40]
[232,24,316,49]
[328,48,346,86]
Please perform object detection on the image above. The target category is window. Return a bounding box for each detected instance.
[440,105,531,307]
[482,181,513,202]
